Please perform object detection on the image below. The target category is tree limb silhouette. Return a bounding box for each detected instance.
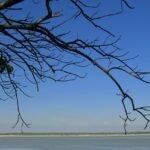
[0,0,150,133]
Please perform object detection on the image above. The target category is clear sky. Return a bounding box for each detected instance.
[0,0,150,133]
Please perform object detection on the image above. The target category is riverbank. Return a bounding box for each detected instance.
[0,132,150,138]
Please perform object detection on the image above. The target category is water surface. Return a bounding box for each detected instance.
[0,135,150,150]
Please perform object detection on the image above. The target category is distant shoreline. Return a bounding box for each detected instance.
[0,133,150,138]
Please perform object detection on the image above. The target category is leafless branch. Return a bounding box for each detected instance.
[0,0,150,133]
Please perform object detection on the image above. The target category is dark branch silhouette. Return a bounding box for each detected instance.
[0,0,150,133]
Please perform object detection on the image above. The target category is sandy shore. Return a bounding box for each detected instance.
[0,133,150,138]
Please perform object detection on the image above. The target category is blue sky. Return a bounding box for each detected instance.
[0,0,150,133]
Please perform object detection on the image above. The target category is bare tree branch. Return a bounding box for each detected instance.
[0,0,24,10]
[0,0,150,133]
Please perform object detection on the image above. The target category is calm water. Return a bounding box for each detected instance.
[0,136,150,150]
